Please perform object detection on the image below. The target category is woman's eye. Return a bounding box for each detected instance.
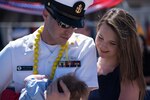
[110,42,117,46]
[98,35,103,40]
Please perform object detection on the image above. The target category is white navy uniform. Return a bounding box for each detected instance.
[0,26,98,93]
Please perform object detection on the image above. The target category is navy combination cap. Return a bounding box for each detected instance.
[45,0,93,28]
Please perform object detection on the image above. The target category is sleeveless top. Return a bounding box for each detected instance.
[88,67,120,100]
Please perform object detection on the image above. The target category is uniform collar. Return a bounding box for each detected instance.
[68,32,80,46]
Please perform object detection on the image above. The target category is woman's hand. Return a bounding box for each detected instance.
[46,80,70,100]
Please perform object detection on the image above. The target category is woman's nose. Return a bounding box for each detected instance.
[100,42,107,49]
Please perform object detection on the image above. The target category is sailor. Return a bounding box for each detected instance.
[0,0,98,99]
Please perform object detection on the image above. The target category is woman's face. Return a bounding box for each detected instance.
[95,23,119,59]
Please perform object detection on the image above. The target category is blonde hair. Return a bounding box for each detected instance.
[97,8,146,100]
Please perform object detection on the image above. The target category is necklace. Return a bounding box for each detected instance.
[33,26,69,79]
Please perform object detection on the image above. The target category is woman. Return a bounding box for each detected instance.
[89,8,146,100]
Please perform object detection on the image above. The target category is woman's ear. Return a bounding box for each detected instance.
[42,9,48,20]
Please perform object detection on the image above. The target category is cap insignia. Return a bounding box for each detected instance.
[75,4,83,14]
[73,1,85,14]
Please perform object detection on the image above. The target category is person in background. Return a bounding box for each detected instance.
[138,34,150,100]
[138,35,150,85]
[0,0,98,99]
[89,8,146,100]
[19,73,88,100]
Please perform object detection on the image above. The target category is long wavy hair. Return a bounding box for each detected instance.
[97,8,146,100]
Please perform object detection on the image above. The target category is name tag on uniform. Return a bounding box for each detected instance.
[17,66,33,71]
[58,61,81,67]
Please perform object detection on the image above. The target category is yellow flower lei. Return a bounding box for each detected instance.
[33,26,69,79]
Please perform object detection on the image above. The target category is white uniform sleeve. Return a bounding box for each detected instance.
[75,38,98,89]
[0,42,13,93]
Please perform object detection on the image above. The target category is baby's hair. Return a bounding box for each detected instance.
[57,74,88,100]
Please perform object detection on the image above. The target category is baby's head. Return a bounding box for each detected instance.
[48,74,89,100]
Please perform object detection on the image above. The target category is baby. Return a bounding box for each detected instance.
[19,74,88,100]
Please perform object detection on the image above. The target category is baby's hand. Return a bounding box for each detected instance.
[24,74,46,84]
